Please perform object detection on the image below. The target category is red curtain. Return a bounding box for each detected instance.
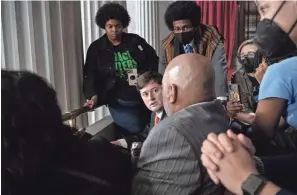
[196,1,238,79]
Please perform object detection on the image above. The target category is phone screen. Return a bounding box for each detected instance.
[228,84,240,102]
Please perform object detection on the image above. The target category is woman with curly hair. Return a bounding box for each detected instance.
[2,70,133,195]
[159,1,228,99]
[83,2,158,136]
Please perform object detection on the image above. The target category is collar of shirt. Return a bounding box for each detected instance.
[183,39,196,53]
[156,110,163,119]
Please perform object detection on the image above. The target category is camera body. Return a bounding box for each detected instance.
[131,142,142,165]
[127,68,138,86]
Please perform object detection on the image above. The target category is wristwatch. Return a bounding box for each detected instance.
[242,174,267,195]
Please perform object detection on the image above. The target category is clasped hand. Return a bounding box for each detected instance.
[201,130,258,195]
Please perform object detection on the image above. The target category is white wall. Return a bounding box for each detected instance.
[127,0,172,56]
[158,1,172,42]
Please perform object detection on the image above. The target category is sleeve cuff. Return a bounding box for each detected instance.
[254,156,265,175]
[118,139,128,149]
[217,96,227,101]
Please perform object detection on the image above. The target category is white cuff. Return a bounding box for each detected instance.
[118,139,128,149]
[216,96,227,101]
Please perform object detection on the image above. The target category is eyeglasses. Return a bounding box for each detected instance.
[173,26,194,33]
[238,52,256,61]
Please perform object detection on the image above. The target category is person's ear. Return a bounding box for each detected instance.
[168,84,177,104]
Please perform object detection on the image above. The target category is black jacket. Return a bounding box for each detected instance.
[8,139,133,195]
[83,33,159,102]
[231,69,257,113]
[124,111,167,149]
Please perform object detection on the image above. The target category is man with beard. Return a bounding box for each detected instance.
[159,1,228,99]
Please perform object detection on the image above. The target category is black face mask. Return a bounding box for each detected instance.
[238,51,263,73]
[175,30,195,45]
[254,1,297,64]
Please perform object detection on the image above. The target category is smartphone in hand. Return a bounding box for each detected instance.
[228,84,240,102]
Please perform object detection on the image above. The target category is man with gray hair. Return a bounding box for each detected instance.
[131,54,229,195]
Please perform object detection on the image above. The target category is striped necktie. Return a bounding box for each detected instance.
[185,44,194,54]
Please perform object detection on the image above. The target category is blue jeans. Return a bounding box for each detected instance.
[108,99,151,135]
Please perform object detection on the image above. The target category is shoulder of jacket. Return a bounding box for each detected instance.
[87,35,106,51]
[161,32,174,49]
[201,24,223,40]
[205,24,218,31]
[201,24,217,33]
[123,33,144,43]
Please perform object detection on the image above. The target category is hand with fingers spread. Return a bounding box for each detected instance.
[226,100,244,118]
[201,132,258,195]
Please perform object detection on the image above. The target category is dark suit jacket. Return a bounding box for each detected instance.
[125,111,167,149]
[132,100,229,195]
[7,139,133,195]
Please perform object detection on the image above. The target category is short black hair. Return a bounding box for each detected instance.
[136,71,163,91]
[95,2,131,29]
[164,1,201,31]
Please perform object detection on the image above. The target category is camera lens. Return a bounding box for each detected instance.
[130,75,136,80]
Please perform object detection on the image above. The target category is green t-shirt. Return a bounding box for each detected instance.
[112,44,140,101]
[114,49,137,78]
